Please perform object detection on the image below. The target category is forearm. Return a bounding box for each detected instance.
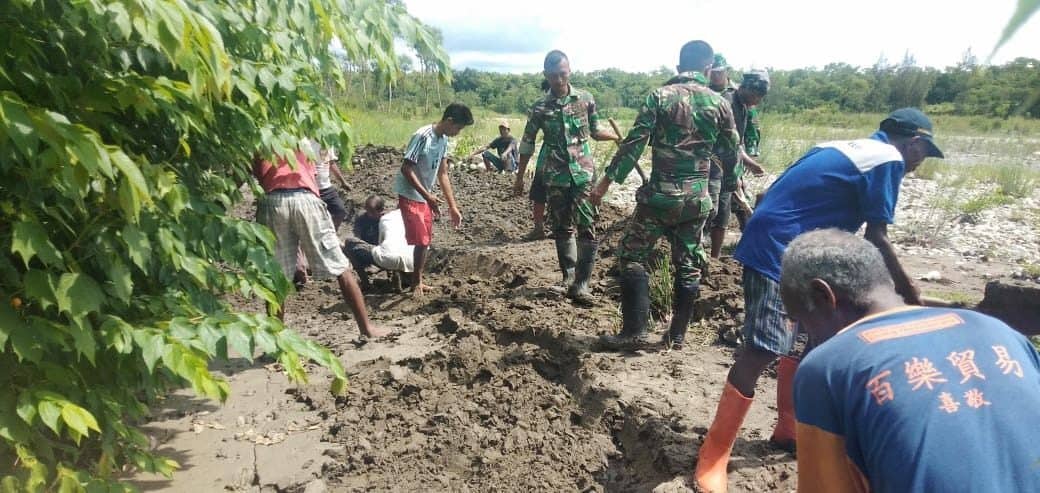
[516,154,533,176]
[591,129,620,142]
[331,164,348,187]
[401,164,433,200]
[438,169,459,212]
[865,224,919,304]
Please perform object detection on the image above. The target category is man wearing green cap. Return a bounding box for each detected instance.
[707,70,770,259]
[589,40,739,350]
[693,107,944,493]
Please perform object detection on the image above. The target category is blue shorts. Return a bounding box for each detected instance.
[742,267,797,355]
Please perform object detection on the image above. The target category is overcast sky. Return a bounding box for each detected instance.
[402,0,1039,73]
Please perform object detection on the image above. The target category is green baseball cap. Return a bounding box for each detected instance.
[740,69,770,95]
[880,107,944,158]
[711,53,729,71]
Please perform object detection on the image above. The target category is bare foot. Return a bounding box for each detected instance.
[362,324,390,338]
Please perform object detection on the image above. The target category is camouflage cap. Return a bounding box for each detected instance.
[741,69,770,95]
[711,53,729,72]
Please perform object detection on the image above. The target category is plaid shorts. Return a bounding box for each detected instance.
[256,190,350,280]
[742,267,797,355]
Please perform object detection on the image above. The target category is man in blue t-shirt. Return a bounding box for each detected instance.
[695,108,945,492]
[781,229,1040,493]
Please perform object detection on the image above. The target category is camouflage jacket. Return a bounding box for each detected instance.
[605,72,738,186]
[744,107,761,155]
[518,86,601,187]
[714,90,752,167]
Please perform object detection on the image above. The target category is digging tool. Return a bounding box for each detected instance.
[608,118,648,185]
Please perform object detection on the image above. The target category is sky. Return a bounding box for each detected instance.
[401,0,1039,73]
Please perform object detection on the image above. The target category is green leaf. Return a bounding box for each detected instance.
[226,322,253,361]
[17,391,37,425]
[38,400,63,435]
[68,318,97,365]
[122,224,152,271]
[61,403,100,438]
[106,258,133,303]
[330,376,347,396]
[118,176,142,222]
[138,332,165,373]
[993,0,1040,58]
[100,316,134,354]
[11,219,64,267]
[55,273,104,318]
[9,321,43,362]
[0,301,26,348]
[0,407,30,443]
[23,269,57,311]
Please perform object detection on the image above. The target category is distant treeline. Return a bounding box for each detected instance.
[332,54,1040,119]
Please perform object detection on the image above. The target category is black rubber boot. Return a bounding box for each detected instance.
[567,239,598,305]
[550,236,577,294]
[599,265,650,351]
[662,281,699,349]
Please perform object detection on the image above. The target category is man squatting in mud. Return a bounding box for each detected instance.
[590,40,739,350]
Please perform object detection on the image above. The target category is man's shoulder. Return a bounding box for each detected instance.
[571,88,595,102]
[814,138,903,173]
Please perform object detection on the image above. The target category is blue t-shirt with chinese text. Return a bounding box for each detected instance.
[796,307,1040,493]
[734,131,905,282]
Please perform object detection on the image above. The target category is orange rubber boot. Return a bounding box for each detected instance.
[769,356,798,452]
[694,382,753,493]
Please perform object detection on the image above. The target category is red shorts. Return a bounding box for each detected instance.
[399,196,433,247]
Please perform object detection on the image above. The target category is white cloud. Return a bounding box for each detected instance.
[403,0,1040,72]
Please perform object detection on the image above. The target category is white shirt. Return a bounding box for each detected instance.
[371,210,415,272]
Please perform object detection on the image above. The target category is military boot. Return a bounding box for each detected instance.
[662,281,699,349]
[598,265,650,350]
[549,236,577,294]
[567,239,598,305]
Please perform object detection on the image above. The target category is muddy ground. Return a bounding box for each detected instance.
[293,145,778,492]
[133,145,1026,492]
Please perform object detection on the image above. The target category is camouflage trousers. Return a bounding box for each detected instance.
[617,181,712,285]
[546,181,598,241]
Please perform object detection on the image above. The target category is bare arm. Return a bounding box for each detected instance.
[740,147,766,176]
[591,128,621,142]
[437,158,462,228]
[400,161,439,207]
[467,144,490,159]
[865,222,921,305]
[330,160,349,188]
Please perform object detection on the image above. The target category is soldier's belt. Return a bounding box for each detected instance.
[646,177,708,197]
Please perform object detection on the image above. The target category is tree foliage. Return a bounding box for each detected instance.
[0,0,446,489]
[340,57,1040,119]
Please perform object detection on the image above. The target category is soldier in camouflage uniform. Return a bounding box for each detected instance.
[708,70,769,258]
[513,50,620,304]
[590,40,739,349]
[706,54,736,233]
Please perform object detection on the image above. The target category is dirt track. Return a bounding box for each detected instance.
[268,146,794,492]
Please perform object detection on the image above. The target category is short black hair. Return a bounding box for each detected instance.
[543,49,568,71]
[364,194,384,212]
[442,103,474,126]
[678,40,714,72]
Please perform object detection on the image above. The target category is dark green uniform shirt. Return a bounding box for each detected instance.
[605,72,739,185]
[519,86,601,188]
